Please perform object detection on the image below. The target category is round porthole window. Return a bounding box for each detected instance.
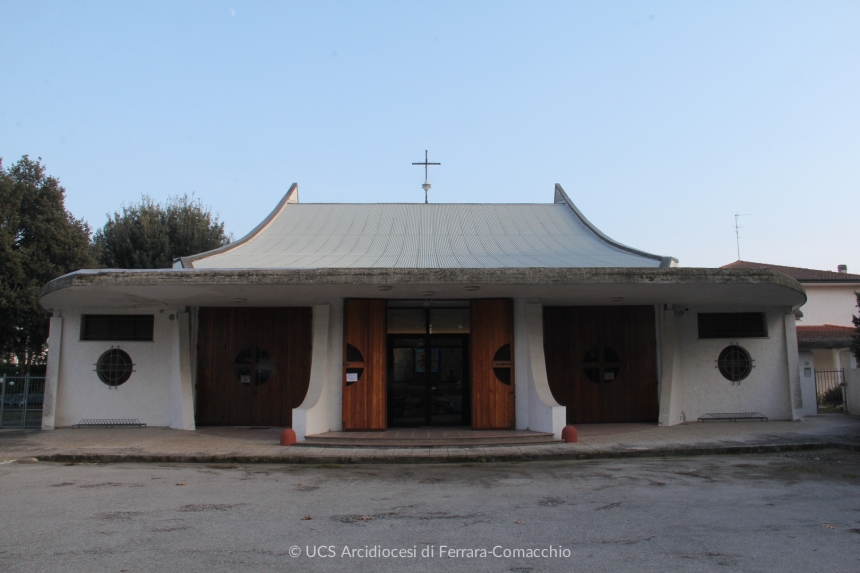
[233,347,276,386]
[96,348,134,387]
[582,346,621,384]
[717,345,753,382]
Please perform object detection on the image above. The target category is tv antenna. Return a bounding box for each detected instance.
[412,150,441,204]
[734,212,751,260]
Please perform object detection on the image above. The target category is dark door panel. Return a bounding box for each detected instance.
[544,306,658,424]
[387,335,470,427]
[195,307,312,426]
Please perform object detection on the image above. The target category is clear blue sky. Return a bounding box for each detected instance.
[2,1,858,271]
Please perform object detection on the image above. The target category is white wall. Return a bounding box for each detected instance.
[669,308,794,421]
[54,309,180,427]
[798,284,859,327]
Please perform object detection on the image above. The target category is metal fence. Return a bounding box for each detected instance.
[0,374,46,429]
[815,369,845,413]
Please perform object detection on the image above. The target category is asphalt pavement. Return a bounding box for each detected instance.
[2,451,859,572]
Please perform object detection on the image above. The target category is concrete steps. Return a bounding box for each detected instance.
[297,431,558,448]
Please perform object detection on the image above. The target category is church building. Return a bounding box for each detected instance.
[37,184,807,439]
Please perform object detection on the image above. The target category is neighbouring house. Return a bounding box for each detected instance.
[722,261,860,415]
[36,185,808,438]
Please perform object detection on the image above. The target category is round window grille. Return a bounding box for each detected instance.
[492,343,513,385]
[582,346,621,384]
[344,344,365,386]
[96,348,134,386]
[717,345,753,382]
[233,347,276,386]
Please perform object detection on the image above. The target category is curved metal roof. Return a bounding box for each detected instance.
[182,184,672,270]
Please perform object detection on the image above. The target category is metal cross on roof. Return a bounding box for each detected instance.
[412,150,441,204]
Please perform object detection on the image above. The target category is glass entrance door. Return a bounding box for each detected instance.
[387,304,471,427]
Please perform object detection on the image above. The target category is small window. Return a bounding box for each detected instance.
[582,346,622,384]
[82,315,154,341]
[96,348,135,387]
[698,313,767,339]
[233,347,276,386]
[716,345,753,382]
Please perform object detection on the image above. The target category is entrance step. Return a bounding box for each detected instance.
[298,429,558,448]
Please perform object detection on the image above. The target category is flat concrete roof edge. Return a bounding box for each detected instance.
[39,267,806,301]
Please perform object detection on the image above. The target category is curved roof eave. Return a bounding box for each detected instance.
[553,184,676,268]
[174,183,299,269]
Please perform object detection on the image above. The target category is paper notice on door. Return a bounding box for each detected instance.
[346,372,358,382]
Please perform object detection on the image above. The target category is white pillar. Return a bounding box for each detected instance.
[168,312,196,430]
[41,315,63,431]
[844,362,860,415]
[293,300,344,440]
[513,299,565,438]
[784,312,804,421]
[658,308,684,425]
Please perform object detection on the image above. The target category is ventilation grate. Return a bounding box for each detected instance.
[72,419,146,428]
[698,412,768,422]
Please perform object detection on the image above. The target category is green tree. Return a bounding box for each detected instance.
[93,194,230,269]
[0,156,96,371]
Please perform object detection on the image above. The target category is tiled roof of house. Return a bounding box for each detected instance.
[722,261,860,282]
[796,325,856,349]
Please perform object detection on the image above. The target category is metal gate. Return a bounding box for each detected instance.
[815,369,845,413]
[0,374,46,429]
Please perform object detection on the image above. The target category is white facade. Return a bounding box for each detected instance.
[43,298,802,432]
[797,284,859,327]
[43,308,195,430]
[659,307,798,424]
[39,185,808,432]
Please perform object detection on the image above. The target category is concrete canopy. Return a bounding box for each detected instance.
[39,267,806,310]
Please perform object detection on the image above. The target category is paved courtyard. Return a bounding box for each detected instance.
[1,415,859,464]
[2,450,860,572]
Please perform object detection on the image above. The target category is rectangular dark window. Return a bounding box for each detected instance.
[81,315,154,341]
[697,313,767,339]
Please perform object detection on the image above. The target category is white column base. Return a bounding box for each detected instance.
[41,316,63,431]
[168,312,195,430]
[514,300,565,439]
[293,301,344,441]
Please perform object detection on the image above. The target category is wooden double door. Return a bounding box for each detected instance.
[341,299,515,430]
[196,307,312,426]
[544,306,658,424]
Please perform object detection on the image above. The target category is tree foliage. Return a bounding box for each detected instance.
[0,156,95,369]
[93,194,231,269]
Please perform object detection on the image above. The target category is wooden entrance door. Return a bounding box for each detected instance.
[543,306,658,424]
[470,299,515,429]
[196,307,312,426]
[342,299,387,430]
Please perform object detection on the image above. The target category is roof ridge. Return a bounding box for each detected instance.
[722,260,860,281]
